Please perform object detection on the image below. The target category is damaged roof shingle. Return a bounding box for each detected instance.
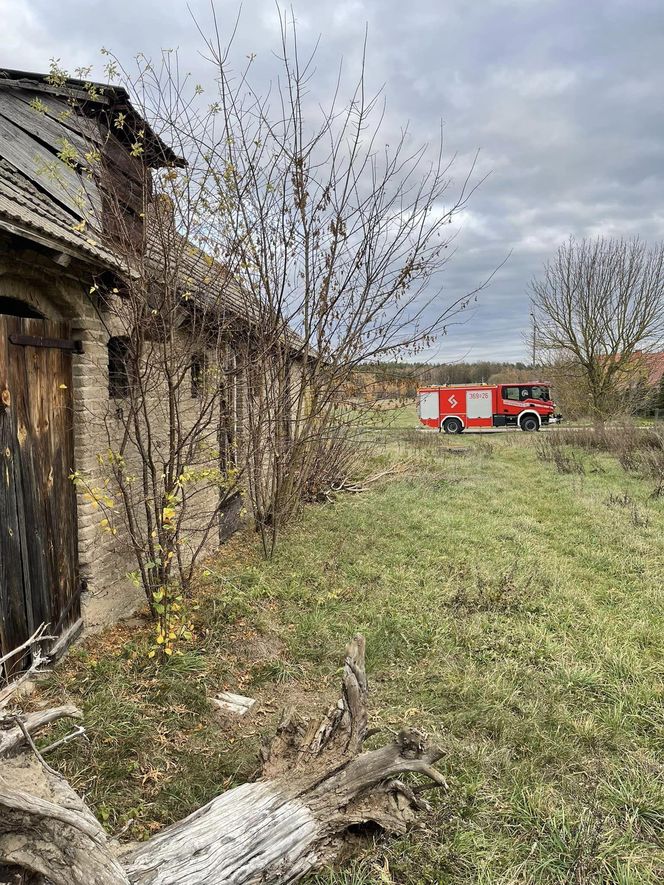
[0,158,119,266]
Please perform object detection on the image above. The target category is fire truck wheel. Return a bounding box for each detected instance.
[520,415,540,432]
[442,417,463,434]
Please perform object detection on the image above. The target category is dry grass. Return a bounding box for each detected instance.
[538,423,664,493]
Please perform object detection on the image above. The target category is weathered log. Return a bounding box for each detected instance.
[0,625,54,709]
[0,635,445,885]
[0,781,130,885]
[0,705,124,885]
[0,706,81,757]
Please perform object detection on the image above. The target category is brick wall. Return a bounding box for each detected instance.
[0,243,245,634]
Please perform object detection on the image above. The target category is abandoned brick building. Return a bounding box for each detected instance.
[0,68,255,669]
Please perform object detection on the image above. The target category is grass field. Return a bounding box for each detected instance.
[36,412,664,884]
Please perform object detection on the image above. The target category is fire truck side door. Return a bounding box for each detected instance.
[466,389,492,419]
[418,391,439,420]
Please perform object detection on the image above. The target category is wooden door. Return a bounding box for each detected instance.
[0,315,80,676]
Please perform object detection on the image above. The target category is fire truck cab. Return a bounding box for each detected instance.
[417,382,562,434]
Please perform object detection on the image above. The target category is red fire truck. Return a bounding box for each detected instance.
[417,381,562,433]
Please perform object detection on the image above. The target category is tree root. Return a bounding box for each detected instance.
[0,635,445,885]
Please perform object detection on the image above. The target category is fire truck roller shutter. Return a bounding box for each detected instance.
[418,391,439,420]
[466,388,492,419]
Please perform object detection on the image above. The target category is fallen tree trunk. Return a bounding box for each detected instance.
[0,635,445,885]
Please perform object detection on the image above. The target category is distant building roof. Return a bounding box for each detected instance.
[631,350,664,386]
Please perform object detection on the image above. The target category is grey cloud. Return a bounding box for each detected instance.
[3,0,664,363]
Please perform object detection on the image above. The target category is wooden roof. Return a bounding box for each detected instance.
[0,68,184,168]
[0,67,303,348]
[0,68,183,267]
[0,158,119,266]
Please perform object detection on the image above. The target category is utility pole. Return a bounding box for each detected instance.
[530,309,537,370]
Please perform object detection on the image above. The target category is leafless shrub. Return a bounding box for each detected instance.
[396,429,468,452]
[540,423,664,496]
[185,11,490,556]
[536,438,585,474]
[605,492,650,527]
[474,439,494,458]
[631,507,650,528]
[552,423,662,454]
[302,427,368,503]
[605,491,634,508]
[40,61,246,622]
[618,443,664,481]
[649,476,664,500]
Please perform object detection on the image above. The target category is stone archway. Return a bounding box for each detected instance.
[0,295,45,319]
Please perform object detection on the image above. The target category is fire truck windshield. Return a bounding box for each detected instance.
[531,386,550,401]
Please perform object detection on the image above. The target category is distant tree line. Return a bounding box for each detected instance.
[349,361,531,400]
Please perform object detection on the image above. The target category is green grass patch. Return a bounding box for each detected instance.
[33,429,664,882]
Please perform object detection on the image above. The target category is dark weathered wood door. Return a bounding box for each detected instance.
[0,315,79,675]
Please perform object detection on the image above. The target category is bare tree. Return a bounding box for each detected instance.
[531,237,664,419]
[47,0,489,601]
[85,188,245,637]
[183,9,489,554]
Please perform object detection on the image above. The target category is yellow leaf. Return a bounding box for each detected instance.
[59,383,68,389]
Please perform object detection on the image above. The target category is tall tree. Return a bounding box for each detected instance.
[531,237,664,418]
[182,11,489,554]
[52,9,489,576]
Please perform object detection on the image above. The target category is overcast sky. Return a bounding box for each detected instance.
[2,0,663,364]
